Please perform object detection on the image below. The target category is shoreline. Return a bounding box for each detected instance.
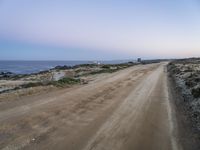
[0,62,138,96]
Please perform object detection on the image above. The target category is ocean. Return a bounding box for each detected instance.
[0,60,132,74]
[0,61,91,74]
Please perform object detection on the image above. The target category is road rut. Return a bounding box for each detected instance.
[0,63,180,150]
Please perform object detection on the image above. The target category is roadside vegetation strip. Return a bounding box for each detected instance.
[80,63,135,76]
[20,77,81,88]
[52,77,81,87]
[167,59,200,141]
[0,63,137,94]
[0,77,81,94]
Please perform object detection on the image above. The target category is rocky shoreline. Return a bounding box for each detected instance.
[0,62,136,95]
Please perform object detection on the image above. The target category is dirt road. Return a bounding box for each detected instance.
[0,63,181,150]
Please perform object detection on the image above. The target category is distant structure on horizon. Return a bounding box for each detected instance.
[137,58,142,63]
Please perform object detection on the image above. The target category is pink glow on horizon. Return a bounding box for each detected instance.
[0,0,200,59]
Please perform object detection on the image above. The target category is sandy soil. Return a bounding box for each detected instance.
[0,63,181,150]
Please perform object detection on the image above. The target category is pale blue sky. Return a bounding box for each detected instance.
[0,0,200,60]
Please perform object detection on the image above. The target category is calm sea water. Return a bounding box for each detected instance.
[0,60,132,74]
[0,61,91,74]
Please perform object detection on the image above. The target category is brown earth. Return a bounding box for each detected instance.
[0,63,181,150]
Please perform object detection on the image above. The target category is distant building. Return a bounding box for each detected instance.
[137,58,142,62]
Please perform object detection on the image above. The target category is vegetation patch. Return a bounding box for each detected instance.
[53,77,80,87]
[88,63,134,75]
[21,82,46,88]
[191,87,200,98]
[168,58,200,140]
[101,65,112,69]
[0,62,136,95]
[18,77,81,89]
[89,69,116,75]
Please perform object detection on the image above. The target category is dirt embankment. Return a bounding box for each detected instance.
[168,58,200,150]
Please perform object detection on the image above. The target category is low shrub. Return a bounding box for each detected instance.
[89,69,116,75]
[191,87,200,98]
[53,77,80,86]
[185,80,197,88]
[20,77,81,89]
[102,65,111,69]
[21,82,45,88]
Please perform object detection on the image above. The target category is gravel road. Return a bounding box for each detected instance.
[0,63,181,150]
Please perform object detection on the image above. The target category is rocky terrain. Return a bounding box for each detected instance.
[0,63,135,98]
[168,58,200,145]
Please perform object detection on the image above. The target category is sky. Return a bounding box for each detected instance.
[0,0,200,60]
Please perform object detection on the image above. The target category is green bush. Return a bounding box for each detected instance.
[54,77,80,86]
[102,65,111,69]
[90,69,115,75]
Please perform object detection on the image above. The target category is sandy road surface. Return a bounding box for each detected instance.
[0,63,180,150]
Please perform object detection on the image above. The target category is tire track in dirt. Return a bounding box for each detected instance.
[0,63,180,150]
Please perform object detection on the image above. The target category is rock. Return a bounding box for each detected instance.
[53,72,66,81]
[54,65,72,70]
[0,72,15,79]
